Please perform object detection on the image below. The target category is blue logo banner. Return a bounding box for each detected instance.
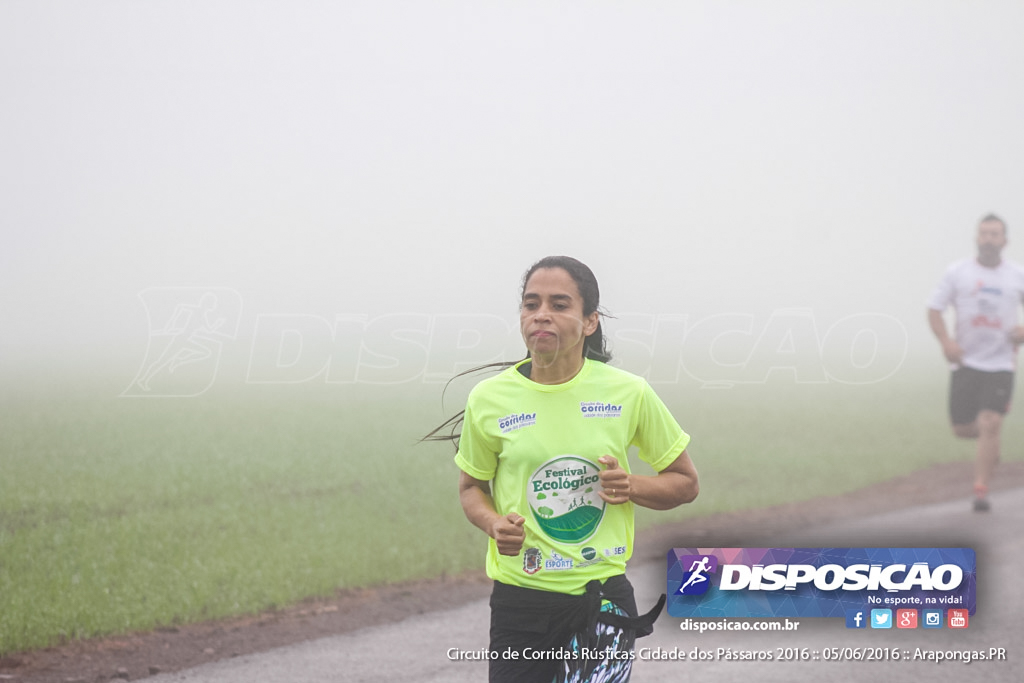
[667,548,976,618]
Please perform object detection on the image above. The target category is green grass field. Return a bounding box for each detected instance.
[2,363,1020,655]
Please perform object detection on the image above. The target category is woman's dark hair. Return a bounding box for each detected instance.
[421,255,611,448]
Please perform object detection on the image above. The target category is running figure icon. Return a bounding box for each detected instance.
[123,287,242,397]
[678,556,712,593]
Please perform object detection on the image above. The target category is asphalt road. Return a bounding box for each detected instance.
[148,488,1023,682]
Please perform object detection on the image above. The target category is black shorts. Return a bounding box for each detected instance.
[949,366,1014,425]
[487,575,646,683]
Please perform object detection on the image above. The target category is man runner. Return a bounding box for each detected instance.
[927,214,1024,511]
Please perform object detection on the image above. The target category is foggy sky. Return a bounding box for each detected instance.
[2,0,1023,387]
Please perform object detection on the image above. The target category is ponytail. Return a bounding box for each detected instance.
[420,360,521,449]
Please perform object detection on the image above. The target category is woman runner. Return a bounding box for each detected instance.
[426,256,699,682]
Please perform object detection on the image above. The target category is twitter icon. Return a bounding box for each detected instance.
[870,609,892,629]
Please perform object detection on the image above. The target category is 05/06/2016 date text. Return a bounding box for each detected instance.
[638,647,1009,663]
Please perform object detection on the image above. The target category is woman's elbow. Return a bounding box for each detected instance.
[654,474,698,510]
[680,477,699,505]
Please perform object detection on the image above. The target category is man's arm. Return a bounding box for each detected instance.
[928,308,963,364]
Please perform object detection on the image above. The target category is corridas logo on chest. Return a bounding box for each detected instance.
[580,401,622,418]
[527,456,605,544]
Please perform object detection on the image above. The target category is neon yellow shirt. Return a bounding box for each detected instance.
[455,358,690,594]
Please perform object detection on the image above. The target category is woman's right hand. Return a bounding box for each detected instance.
[490,513,526,556]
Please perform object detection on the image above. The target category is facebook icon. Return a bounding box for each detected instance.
[845,609,867,629]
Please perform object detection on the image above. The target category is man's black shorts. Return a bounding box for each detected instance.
[949,366,1015,425]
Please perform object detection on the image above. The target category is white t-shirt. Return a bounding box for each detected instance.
[928,258,1024,372]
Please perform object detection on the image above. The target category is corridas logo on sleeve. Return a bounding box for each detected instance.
[528,456,605,544]
[498,412,537,434]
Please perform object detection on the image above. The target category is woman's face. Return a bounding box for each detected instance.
[519,267,599,363]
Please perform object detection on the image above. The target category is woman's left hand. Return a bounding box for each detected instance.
[597,455,631,504]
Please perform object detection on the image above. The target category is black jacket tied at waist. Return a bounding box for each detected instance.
[489,574,665,653]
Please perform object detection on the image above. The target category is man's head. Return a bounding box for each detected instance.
[976,213,1008,266]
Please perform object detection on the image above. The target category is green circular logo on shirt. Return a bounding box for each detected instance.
[527,456,605,544]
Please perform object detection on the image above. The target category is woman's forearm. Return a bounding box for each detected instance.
[628,451,699,510]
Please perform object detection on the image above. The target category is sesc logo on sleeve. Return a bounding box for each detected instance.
[667,548,976,619]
